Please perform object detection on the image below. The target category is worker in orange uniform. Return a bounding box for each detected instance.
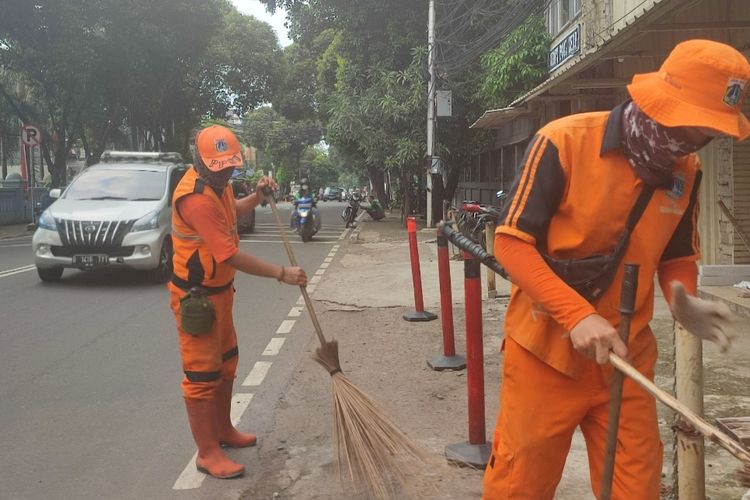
[484,39,743,499]
[169,124,307,479]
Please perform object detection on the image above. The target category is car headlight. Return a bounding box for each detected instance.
[131,210,160,232]
[37,210,57,231]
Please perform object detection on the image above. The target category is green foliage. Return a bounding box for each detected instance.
[0,0,281,185]
[477,15,549,108]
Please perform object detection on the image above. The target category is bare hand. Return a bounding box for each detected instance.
[280,266,307,286]
[256,176,278,199]
[671,281,736,352]
[569,314,628,364]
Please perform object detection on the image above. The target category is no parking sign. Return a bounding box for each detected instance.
[21,124,42,146]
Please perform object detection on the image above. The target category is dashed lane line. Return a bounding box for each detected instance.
[309,275,321,284]
[320,262,330,269]
[315,268,325,276]
[242,362,273,387]
[276,319,295,334]
[288,306,303,317]
[262,337,286,356]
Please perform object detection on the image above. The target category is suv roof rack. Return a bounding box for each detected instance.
[100,151,184,163]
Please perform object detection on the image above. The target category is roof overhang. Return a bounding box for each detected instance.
[470,107,530,129]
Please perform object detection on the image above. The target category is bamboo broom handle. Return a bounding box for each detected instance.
[609,352,750,464]
[266,193,328,348]
[601,264,639,500]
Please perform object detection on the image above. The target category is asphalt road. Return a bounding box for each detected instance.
[0,200,350,500]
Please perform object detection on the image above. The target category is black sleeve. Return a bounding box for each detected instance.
[499,134,566,248]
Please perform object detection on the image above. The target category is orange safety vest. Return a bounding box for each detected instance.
[497,103,701,379]
[170,167,238,290]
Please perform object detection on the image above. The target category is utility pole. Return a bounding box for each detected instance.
[425,0,436,227]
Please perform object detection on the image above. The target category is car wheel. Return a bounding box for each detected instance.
[37,267,63,282]
[151,237,173,284]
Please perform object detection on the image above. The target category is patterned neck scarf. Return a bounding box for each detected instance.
[621,101,707,188]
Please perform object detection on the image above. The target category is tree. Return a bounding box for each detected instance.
[242,106,322,184]
[0,0,282,185]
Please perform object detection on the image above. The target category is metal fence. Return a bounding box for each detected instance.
[0,186,48,225]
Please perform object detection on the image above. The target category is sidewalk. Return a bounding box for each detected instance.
[239,212,749,500]
[0,223,33,240]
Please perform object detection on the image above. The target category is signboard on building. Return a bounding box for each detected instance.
[549,24,580,72]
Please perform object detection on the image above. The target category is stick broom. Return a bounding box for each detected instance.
[266,193,426,499]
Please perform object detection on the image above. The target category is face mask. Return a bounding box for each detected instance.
[195,157,234,190]
[621,101,708,187]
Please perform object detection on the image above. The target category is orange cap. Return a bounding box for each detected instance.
[627,39,750,140]
[195,125,243,172]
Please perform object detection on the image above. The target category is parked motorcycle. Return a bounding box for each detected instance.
[291,195,321,242]
[341,193,362,228]
[457,190,507,249]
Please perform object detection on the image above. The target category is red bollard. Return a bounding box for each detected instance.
[403,216,437,322]
[428,230,466,371]
[445,250,491,468]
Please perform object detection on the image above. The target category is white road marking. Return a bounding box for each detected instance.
[288,306,303,317]
[306,284,316,294]
[242,362,272,386]
[309,275,321,284]
[323,257,333,263]
[276,319,295,334]
[173,393,255,490]
[262,337,286,356]
[230,393,254,425]
[0,243,32,248]
[320,262,330,268]
[332,245,340,251]
[173,452,204,490]
[0,265,35,278]
[315,268,325,275]
[296,295,304,305]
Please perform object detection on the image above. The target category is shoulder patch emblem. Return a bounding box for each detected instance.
[667,174,685,199]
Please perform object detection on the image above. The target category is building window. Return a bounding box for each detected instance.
[547,0,581,36]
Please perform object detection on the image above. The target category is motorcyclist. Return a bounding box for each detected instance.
[291,182,318,229]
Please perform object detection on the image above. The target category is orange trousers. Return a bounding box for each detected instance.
[482,337,662,500]
[169,285,239,400]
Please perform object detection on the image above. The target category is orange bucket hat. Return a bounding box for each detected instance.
[627,39,750,140]
[195,125,243,172]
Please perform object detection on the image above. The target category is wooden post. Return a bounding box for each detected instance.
[485,222,496,298]
[674,322,706,499]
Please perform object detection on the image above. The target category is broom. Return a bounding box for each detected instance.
[265,191,427,499]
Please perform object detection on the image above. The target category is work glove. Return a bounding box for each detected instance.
[670,281,736,352]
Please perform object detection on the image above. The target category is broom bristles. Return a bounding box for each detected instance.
[312,339,429,500]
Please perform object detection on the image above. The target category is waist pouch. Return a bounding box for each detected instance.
[539,186,653,303]
[542,245,624,303]
[179,289,216,336]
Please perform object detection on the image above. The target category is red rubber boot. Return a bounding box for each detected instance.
[184,398,245,479]
[216,379,257,448]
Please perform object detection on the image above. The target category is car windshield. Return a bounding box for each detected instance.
[64,168,167,201]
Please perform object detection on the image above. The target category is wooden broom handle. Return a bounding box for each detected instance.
[609,352,750,464]
[265,193,328,348]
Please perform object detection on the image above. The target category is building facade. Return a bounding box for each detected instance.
[462,0,750,265]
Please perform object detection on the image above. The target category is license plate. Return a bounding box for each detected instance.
[73,254,109,266]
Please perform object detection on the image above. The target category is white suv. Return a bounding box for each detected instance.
[32,151,188,283]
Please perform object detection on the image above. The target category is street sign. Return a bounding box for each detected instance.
[21,124,42,146]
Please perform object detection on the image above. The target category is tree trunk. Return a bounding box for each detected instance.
[366,165,387,207]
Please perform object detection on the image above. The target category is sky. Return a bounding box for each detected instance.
[230,0,292,46]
